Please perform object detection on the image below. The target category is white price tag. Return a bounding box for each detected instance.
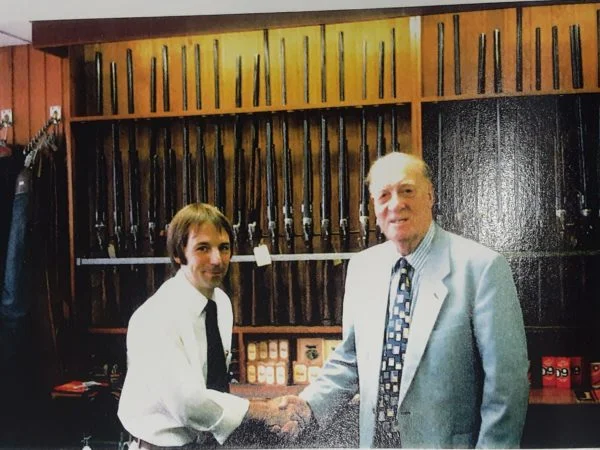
[253,244,272,267]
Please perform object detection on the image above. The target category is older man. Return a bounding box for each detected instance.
[280,152,529,448]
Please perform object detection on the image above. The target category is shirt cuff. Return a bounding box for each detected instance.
[207,391,250,444]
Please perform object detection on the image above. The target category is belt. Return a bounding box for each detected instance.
[134,433,216,450]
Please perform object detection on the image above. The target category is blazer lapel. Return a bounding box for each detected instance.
[398,228,450,406]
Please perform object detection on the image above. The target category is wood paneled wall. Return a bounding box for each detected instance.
[0,45,66,144]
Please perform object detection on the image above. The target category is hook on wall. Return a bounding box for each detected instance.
[1,109,13,128]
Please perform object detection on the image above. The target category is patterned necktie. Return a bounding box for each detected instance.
[205,300,229,393]
[374,257,414,448]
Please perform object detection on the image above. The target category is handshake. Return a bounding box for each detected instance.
[247,395,313,444]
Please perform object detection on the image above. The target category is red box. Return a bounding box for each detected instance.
[555,357,571,389]
[591,362,600,389]
[570,357,583,387]
[541,356,556,387]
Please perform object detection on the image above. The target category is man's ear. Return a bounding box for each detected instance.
[174,256,182,265]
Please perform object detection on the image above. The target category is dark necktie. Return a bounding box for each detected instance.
[374,257,414,448]
[204,299,229,393]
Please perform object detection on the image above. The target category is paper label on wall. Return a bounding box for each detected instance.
[253,244,272,267]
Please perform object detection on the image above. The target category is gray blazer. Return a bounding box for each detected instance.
[300,224,529,448]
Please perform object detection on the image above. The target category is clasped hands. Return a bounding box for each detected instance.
[249,395,312,442]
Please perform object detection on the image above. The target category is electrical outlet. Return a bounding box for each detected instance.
[1,109,13,127]
[49,106,62,121]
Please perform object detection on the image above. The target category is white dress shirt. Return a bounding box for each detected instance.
[117,269,249,447]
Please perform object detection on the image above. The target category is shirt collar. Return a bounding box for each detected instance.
[174,268,209,317]
[390,221,436,273]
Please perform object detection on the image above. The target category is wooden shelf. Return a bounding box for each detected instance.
[69,99,411,124]
[234,325,341,334]
[230,383,304,399]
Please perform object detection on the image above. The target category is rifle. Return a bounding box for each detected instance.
[195,122,208,203]
[195,43,202,110]
[336,112,350,325]
[148,125,160,253]
[435,104,444,225]
[213,123,225,213]
[253,54,261,107]
[516,7,523,92]
[150,56,157,113]
[391,106,399,152]
[453,15,461,95]
[110,60,125,323]
[320,24,327,103]
[493,29,502,93]
[110,61,125,256]
[359,109,370,249]
[95,51,103,115]
[375,111,385,243]
[552,26,560,90]
[213,39,221,108]
[280,38,287,106]
[477,33,486,94]
[94,128,108,254]
[303,36,310,104]
[281,114,297,324]
[391,27,397,98]
[301,113,315,323]
[182,45,188,111]
[231,115,246,325]
[126,48,134,114]
[182,119,192,206]
[127,125,141,254]
[265,116,279,324]
[247,119,264,325]
[264,29,272,106]
[362,40,368,100]
[338,113,350,251]
[319,113,332,325]
[235,55,242,108]
[338,31,345,102]
[535,27,541,91]
[378,41,385,99]
[553,99,566,241]
[162,125,176,231]
[162,45,170,112]
[437,22,444,97]
[575,95,592,237]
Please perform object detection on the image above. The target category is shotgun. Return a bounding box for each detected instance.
[248,119,263,325]
[535,28,541,91]
[391,27,397,98]
[264,29,272,106]
[126,48,134,114]
[213,39,220,108]
[321,24,327,103]
[477,33,486,94]
[552,26,560,90]
[375,111,385,243]
[95,51,103,115]
[182,119,192,206]
[516,7,523,92]
[493,29,502,93]
[437,22,444,97]
[359,109,369,249]
[265,117,279,324]
[453,15,461,95]
[195,122,208,203]
[231,115,246,325]
[282,114,297,324]
[303,36,310,104]
[320,113,333,325]
[301,113,315,323]
[181,45,188,111]
[162,45,170,112]
[338,31,345,102]
[213,123,225,213]
[195,43,202,110]
[378,41,385,99]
